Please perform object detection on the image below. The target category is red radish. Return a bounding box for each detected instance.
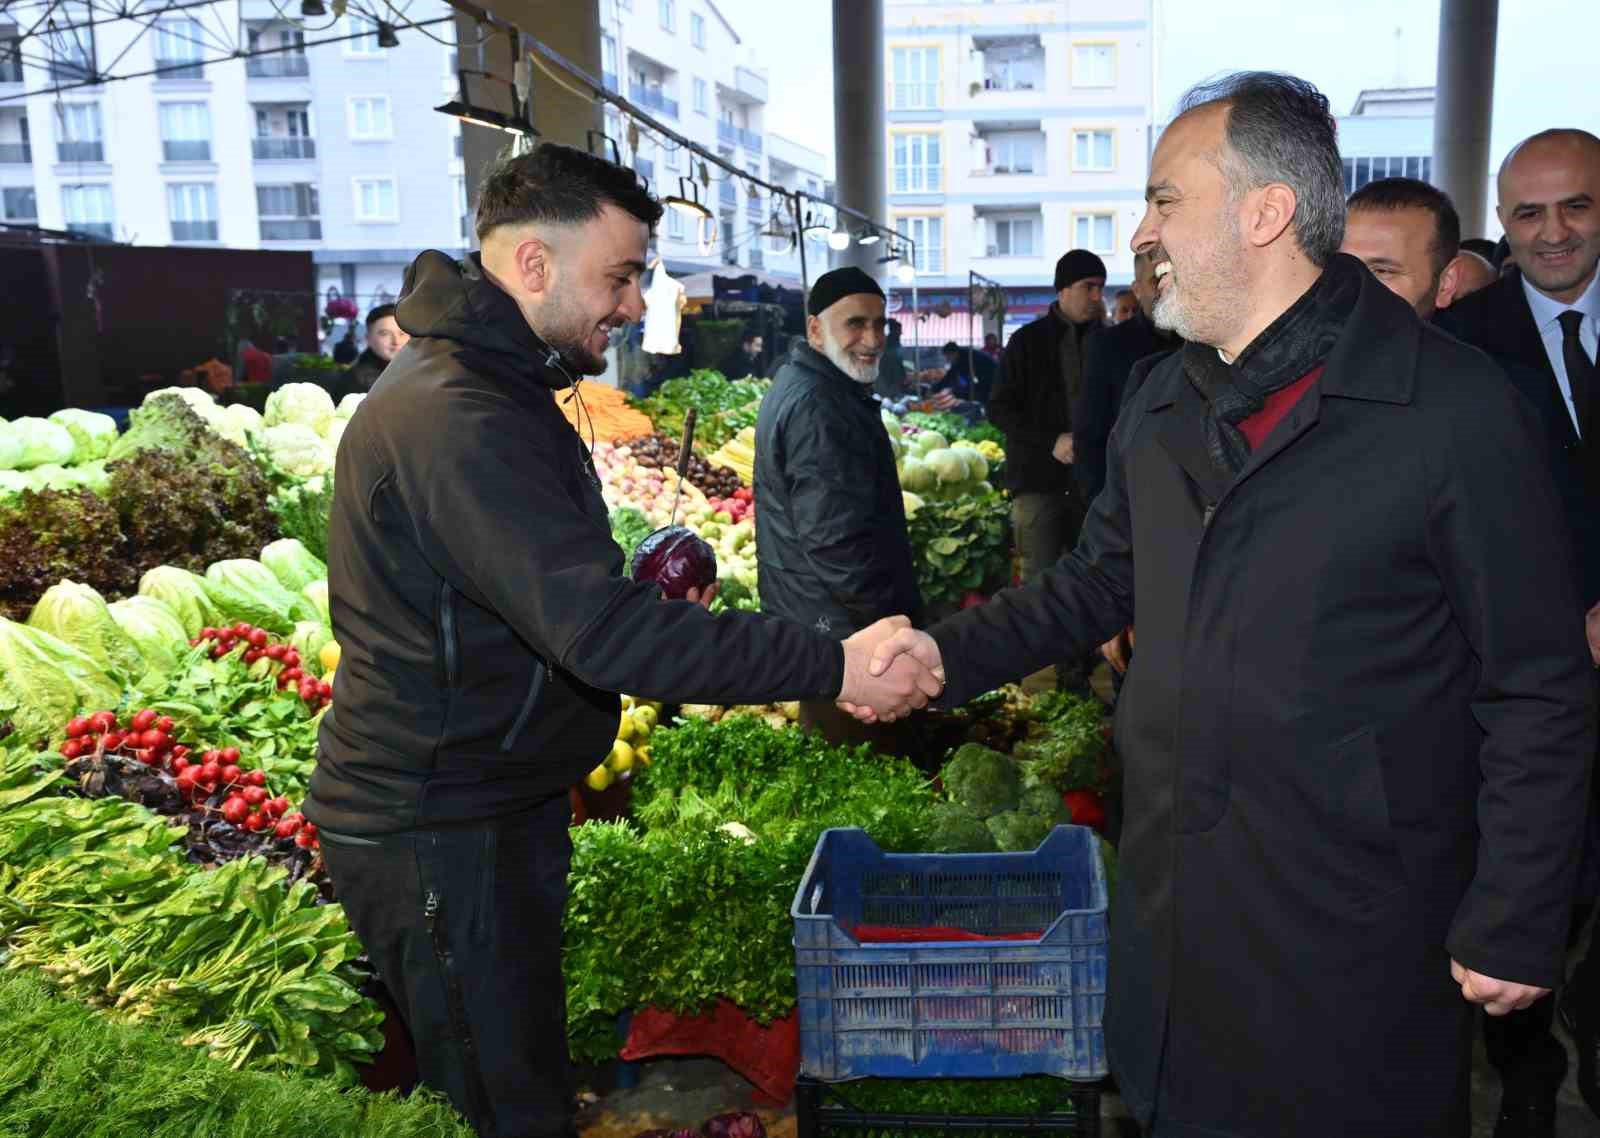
[60,739,84,760]
[302,822,318,838]
[198,761,222,783]
[171,745,190,759]
[103,732,123,751]
[274,818,300,838]
[175,768,199,792]
[246,628,268,649]
[244,811,270,832]
[283,650,301,669]
[232,622,252,637]
[172,757,190,773]
[265,645,286,661]
[220,764,242,786]
[246,770,267,788]
[135,748,158,766]
[140,728,166,751]
[242,786,268,806]
[155,715,174,733]
[200,627,218,640]
[131,709,157,732]
[89,711,118,733]
[65,717,90,739]
[265,797,289,817]
[211,643,231,660]
[282,667,304,683]
[221,797,250,825]
[317,681,332,698]
[243,649,263,664]
[294,831,316,849]
[282,812,304,825]
[220,747,241,764]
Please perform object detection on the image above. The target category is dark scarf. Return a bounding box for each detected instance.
[1182,255,1361,475]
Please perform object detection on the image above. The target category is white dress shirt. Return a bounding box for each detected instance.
[1522,269,1600,436]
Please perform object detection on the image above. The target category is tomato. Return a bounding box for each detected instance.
[246,770,267,788]
[220,764,243,786]
[221,797,250,825]
[246,629,269,649]
[131,709,157,732]
[1062,790,1108,832]
[220,747,241,764]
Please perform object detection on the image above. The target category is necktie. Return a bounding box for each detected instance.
[1558,309,1596,439]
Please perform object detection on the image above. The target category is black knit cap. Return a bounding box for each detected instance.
[807,266,885,317]
[1054,249,1108,290]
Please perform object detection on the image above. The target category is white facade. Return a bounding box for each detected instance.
[883,0,1155,315]
[599,0,822,281]
[0,1,464,326]
[1336,86,1436,198]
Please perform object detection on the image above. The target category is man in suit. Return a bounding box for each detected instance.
[1340,176,1467,319]
[1442,127,1600,1137]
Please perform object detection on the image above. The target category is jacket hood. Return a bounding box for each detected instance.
[396,250,572,390]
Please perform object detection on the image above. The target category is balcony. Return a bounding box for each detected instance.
[739,127,762,153]
[172,219,217,241]
[602,70,618,93]
[734,66,767,104]
[67,221,113,239]
[629,82,678,119]
[973,35,1044,95]
[253,136,315,160]
[0,44,21,84]
[745,194,763,219]
[0,141,29,164]
[162,139,210,162]
[717,119,737,146]
[246,55,309,79]
[718,181,736,208]
[57,140,105,163]
[260,218,321,240]
[154,58,204,80]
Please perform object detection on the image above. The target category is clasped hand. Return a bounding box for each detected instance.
[837,618,946,723]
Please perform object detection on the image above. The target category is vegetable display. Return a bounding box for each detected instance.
[632,372,770,452]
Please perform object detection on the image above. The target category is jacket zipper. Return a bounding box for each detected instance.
[438,581,459,688]
[423,888,494,1129]
[500,660,547,752]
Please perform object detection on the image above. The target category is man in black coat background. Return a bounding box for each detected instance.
[854,74,1596,1138]
[1441,127,1600,1134]
[754,267,924,748]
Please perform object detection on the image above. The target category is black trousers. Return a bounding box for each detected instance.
[320,793,575,1138]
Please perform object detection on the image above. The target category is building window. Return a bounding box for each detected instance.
[345,15,382,56]
[347,96,392,140]
[892,131,942,193]
[257,182,320,239]
[664,140,682,171]
[690,11,705,48]
[1074,211,1116,254]
[984,131,1037,174]
[158,102,211,161]
[2,186,37,221]
[895,214,944,274]
[1342,154,1432,193]
[61,183,114,238]
[56,102,104,163]
[890,47,939,109]
[659,0,675,33]
[167,182,217,241]
[988,214,1037,257]
[47,8,94,82]
[666,208,686,241]
[353,177,398,222]
[1071,43,1116,88]
[601,33,618,90]
[154,19,204,77]
[1072,128,1114,171]
[693,77,707,114]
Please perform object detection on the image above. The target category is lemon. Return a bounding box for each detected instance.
[633,705,658,733]
[615,714,635,743]
[635,745,652,766]
[585,764,613,791]
[621,694,636,711]
[320,639,342,673]
[606,739,635,773]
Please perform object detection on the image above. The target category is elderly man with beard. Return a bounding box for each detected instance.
[305,148,941,1138]
[754,267,924,747]
[853,72,1595,1138]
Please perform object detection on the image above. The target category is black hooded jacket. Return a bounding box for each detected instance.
[305,251,844,834]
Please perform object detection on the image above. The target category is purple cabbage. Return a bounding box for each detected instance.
[701,1113,766,1138]
[629,525,718,600]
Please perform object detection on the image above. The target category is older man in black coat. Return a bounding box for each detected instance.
[856,74,1596,1138]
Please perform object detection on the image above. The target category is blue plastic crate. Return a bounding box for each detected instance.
[790,826,1108,1083]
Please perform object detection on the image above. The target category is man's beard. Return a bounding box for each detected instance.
[1151,215,1247,349]
[819,325,879,383]
[536,291,613,376]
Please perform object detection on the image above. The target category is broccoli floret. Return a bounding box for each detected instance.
[924,803,998,853]
[1018,784,1070,826]
[940,743,1022,818]
[985,810,1055,853]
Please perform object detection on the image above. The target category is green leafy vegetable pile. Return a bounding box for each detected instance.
[906,489,1012,606]
[633,371,770,451]
[906,411,1007,448]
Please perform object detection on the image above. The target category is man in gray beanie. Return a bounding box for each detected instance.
[987,248,1106,690]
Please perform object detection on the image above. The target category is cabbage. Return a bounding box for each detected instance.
[107,595,189,679]
[899,455,936,492]
[137,565,221,638]
[901,490,925,517]
[0,420,21,470]
[0,616,125,743]
[222,403,263,435]
[259,423,332,478]
[48,408,118,463]
[911,430,948,457]
[336,393,365,420]
[926,448,972,486]
[951,444,988,481]
[260,538,327,593]
[0,469,28,496]
[629,525,718,599]
[11,417,76,470]
[264,382,337,436]
[301,579,330,625]
[26,580,146,681]
[202,558,301,634]
[290,621,334,677]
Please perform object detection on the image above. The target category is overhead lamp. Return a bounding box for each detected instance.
[801,211,832,244]
[895,261,917,284]
[300,0,326,15]
[827,226,851,251]
[856,227,881,246]
[435,70,535,135]
[663,177,711,220]
[376,21,400,49]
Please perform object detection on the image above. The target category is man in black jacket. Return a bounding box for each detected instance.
[346,303,408,391]
[1440,127,1600,1134]
[304,145,940,1138]
[855,74,1595,1138]
[755,267,923,745]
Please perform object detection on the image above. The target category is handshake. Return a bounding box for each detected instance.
[835,616,947,723]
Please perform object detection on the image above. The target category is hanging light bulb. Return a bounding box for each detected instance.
[827,225,851,251]
[856,227,881,246]
[895,261,917,284]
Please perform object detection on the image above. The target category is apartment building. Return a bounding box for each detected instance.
[0,0,465,319]
[884,0,1154,341]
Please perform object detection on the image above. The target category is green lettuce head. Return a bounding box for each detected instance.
[137,565,221,638]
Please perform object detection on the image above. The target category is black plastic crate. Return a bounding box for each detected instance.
[795,1076,1102,1138]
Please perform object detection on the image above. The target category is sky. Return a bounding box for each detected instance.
[717,0,1599,179]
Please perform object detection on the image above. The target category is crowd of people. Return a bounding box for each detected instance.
[303,67,1599,1138]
